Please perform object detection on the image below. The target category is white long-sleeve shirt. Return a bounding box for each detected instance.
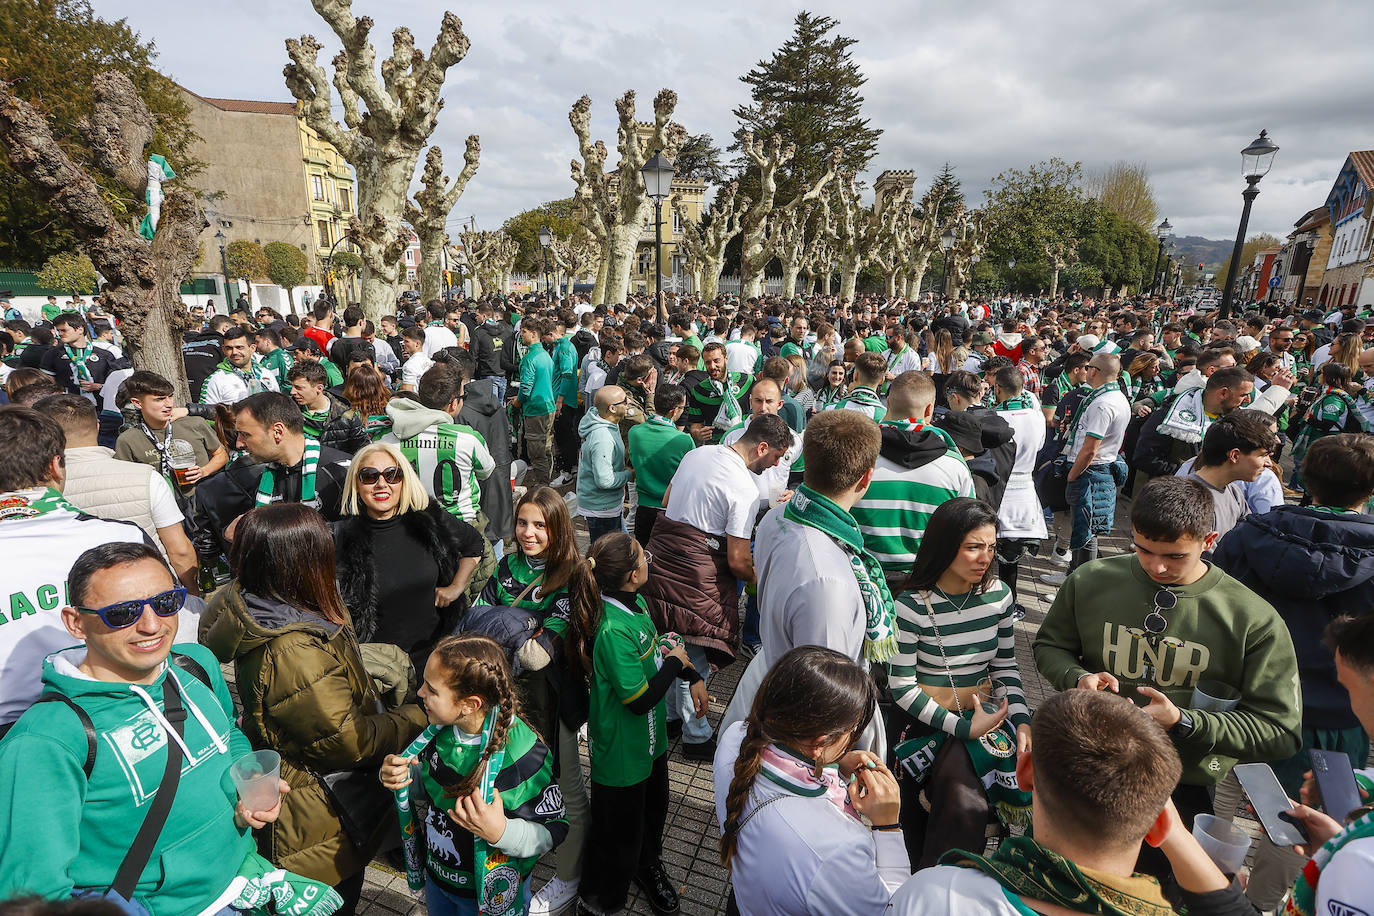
[714,722,909,916]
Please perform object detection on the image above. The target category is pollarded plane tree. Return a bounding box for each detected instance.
[568,90,687,306]
[492,233,519,295]
[868,186,913,298]
[770,192,825,300]
[804,233,836,296]
[460,228,506,297]
[735,131,839,298]
[404,137,480,304]
[285,1,472,320]
[0,72,204,401]
[899,184,949,300]
[549,228,599,293]
[947,208,989,299]
[826,171,905,304]
[671,181,744,302]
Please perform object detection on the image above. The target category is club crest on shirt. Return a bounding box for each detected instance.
[979,728,1016,759]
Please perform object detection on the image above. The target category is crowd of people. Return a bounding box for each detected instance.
[1,285,1373,916]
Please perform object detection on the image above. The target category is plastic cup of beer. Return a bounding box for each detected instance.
[171,455,197,487]
[230,750,282,811]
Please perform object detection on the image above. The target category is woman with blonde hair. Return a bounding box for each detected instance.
[331,441,487,672]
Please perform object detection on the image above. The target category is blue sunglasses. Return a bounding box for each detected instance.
[76,586,187,629]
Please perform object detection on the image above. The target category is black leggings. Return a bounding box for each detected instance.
[580,754,670,911]
[332,870,366,916]
[891,714,990,870]
[995,538,1037,601]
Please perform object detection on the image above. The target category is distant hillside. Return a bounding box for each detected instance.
[1170,236,1234,273]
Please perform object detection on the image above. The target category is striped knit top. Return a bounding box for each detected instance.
[852,445,976,580]
[887,581,1031,739]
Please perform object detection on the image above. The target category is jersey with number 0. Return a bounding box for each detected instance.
[393,422,495,523]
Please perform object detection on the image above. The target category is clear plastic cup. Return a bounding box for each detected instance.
[1192,680,1241,713]
[973,678,1007,714]
[1192,813,1251,876]
[229,750,282,811]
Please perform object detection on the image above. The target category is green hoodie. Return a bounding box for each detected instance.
[0,643,255,916]
[1033,554,1302,786]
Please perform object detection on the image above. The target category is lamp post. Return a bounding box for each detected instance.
[640,149,676,324]
[537,225,552,297]
[1220,130,1279,318]
[1151,218,1172,295]
[214,229,233,313]
[1006,258,1016,296]
[940,227,956,299]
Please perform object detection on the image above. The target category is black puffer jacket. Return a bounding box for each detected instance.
[1212,506,1374,729]
[189,445,352,558]
[307,390,369,455]
[460,382,513,542]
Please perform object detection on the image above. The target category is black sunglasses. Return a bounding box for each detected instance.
[358,466,404,485]
[78,587,187,630]
[1143,588,1178,640]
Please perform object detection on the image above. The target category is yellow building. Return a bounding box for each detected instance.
[300,118,357,267]
[631,175,706,294]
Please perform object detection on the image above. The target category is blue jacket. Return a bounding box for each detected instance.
[576,409,631,513]
[1212,506,1374,730]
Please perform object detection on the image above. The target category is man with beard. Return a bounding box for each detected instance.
[685,341,754,445]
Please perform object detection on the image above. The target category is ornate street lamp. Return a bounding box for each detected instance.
[1220,130,1279,318]
[940,227,956,297]
[214,229,234,314]
[640,150,675,322]
[538,225,552,296]
[1151,218,1172,295]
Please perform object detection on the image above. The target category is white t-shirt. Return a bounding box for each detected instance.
[663,444,759,540]
[422,325,459,357]
[1312,342,1333,368]
[401,352,434,388]
[722,420,800,510]
[201,367,280,406]
[725,340,759,374]
[1068,387,1130,464]
[1316,835,1374,915]
[886,865,1020,915]
[147,473,184,529]
[886,345,922,376]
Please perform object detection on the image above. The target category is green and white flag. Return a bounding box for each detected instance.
[138,154,175,241]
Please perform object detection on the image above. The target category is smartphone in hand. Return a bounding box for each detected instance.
[1235,763,1308,846]
[1310,749,1363,823]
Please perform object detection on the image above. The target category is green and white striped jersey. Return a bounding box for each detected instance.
[851,444,974,580]
[387,422,495,523]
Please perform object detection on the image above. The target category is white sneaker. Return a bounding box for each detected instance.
[1049,548,1071,567]
[1039,571,1067,587]
[529,876,579,915]
[550,471,575,487]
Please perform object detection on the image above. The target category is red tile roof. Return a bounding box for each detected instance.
[1349,150,1374,188]
[183,87,297,115]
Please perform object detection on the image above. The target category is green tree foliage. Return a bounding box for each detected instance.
[501,198,580,273]
[674,133,729,186]
[925,163,964,227]
[0,0,199,266]
[224,240,270,282]
[1076,202,1157,293]
[263,241,308,296]
[35,251,97,295]
[983,158,1090,291]
[731,11,882,201]
[1213,233,1283,290]
[331,250,362,275]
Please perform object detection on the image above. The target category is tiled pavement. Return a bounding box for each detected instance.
[354,495,1277,916]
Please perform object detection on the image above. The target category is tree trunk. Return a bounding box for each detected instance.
[741,272,765,299]
[363,271,398,315]
[603,222,639,306]
[839,264,860,304]
[885,274,897,297]
[418,231,444,303]
[820,271,832,295]
[1049,266,1061,298]
[591,247,610,304]
[782,267,799,299]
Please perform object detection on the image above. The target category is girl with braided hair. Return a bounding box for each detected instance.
[713,646,907,915]
[570,532,706,916]
[380,634,567,916]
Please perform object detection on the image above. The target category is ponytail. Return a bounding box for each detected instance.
[566,532,644,676]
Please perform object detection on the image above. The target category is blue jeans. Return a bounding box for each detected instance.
[742,587,761,650]
[485,376,508,404]
[669,642,713,744]
[584,512,625,545]
[425,877,529,916]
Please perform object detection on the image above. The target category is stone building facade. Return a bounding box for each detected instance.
[1317,150,1374,308]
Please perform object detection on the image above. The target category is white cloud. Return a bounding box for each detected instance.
[104,0,1374,240]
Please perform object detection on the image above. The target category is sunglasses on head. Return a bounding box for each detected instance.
[358,465,404,485]
[77,586,187,630]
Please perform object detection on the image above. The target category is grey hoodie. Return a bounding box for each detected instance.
[385,397,454,441]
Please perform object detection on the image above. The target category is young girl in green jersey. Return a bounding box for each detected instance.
[567,533,708,915]
[380,634,567,916]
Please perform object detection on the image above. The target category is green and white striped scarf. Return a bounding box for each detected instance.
[784,484,897,661]
[255,437,321,507]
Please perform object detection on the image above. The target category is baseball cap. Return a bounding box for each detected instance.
[1076,334,1101,351]
[286,337,322,354]
[934,412,985,456]
[971,331,995,346]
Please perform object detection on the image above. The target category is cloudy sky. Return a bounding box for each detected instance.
[102,0,1372,242]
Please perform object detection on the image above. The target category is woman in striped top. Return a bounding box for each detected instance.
[886,497,1032,869]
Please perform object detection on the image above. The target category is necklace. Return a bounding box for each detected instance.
[935,583,978,613]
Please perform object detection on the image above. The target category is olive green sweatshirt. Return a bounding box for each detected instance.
[1033,554,1302,786]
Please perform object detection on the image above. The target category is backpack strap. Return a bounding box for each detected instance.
[170,652,211,689]
[34,694,96,780]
